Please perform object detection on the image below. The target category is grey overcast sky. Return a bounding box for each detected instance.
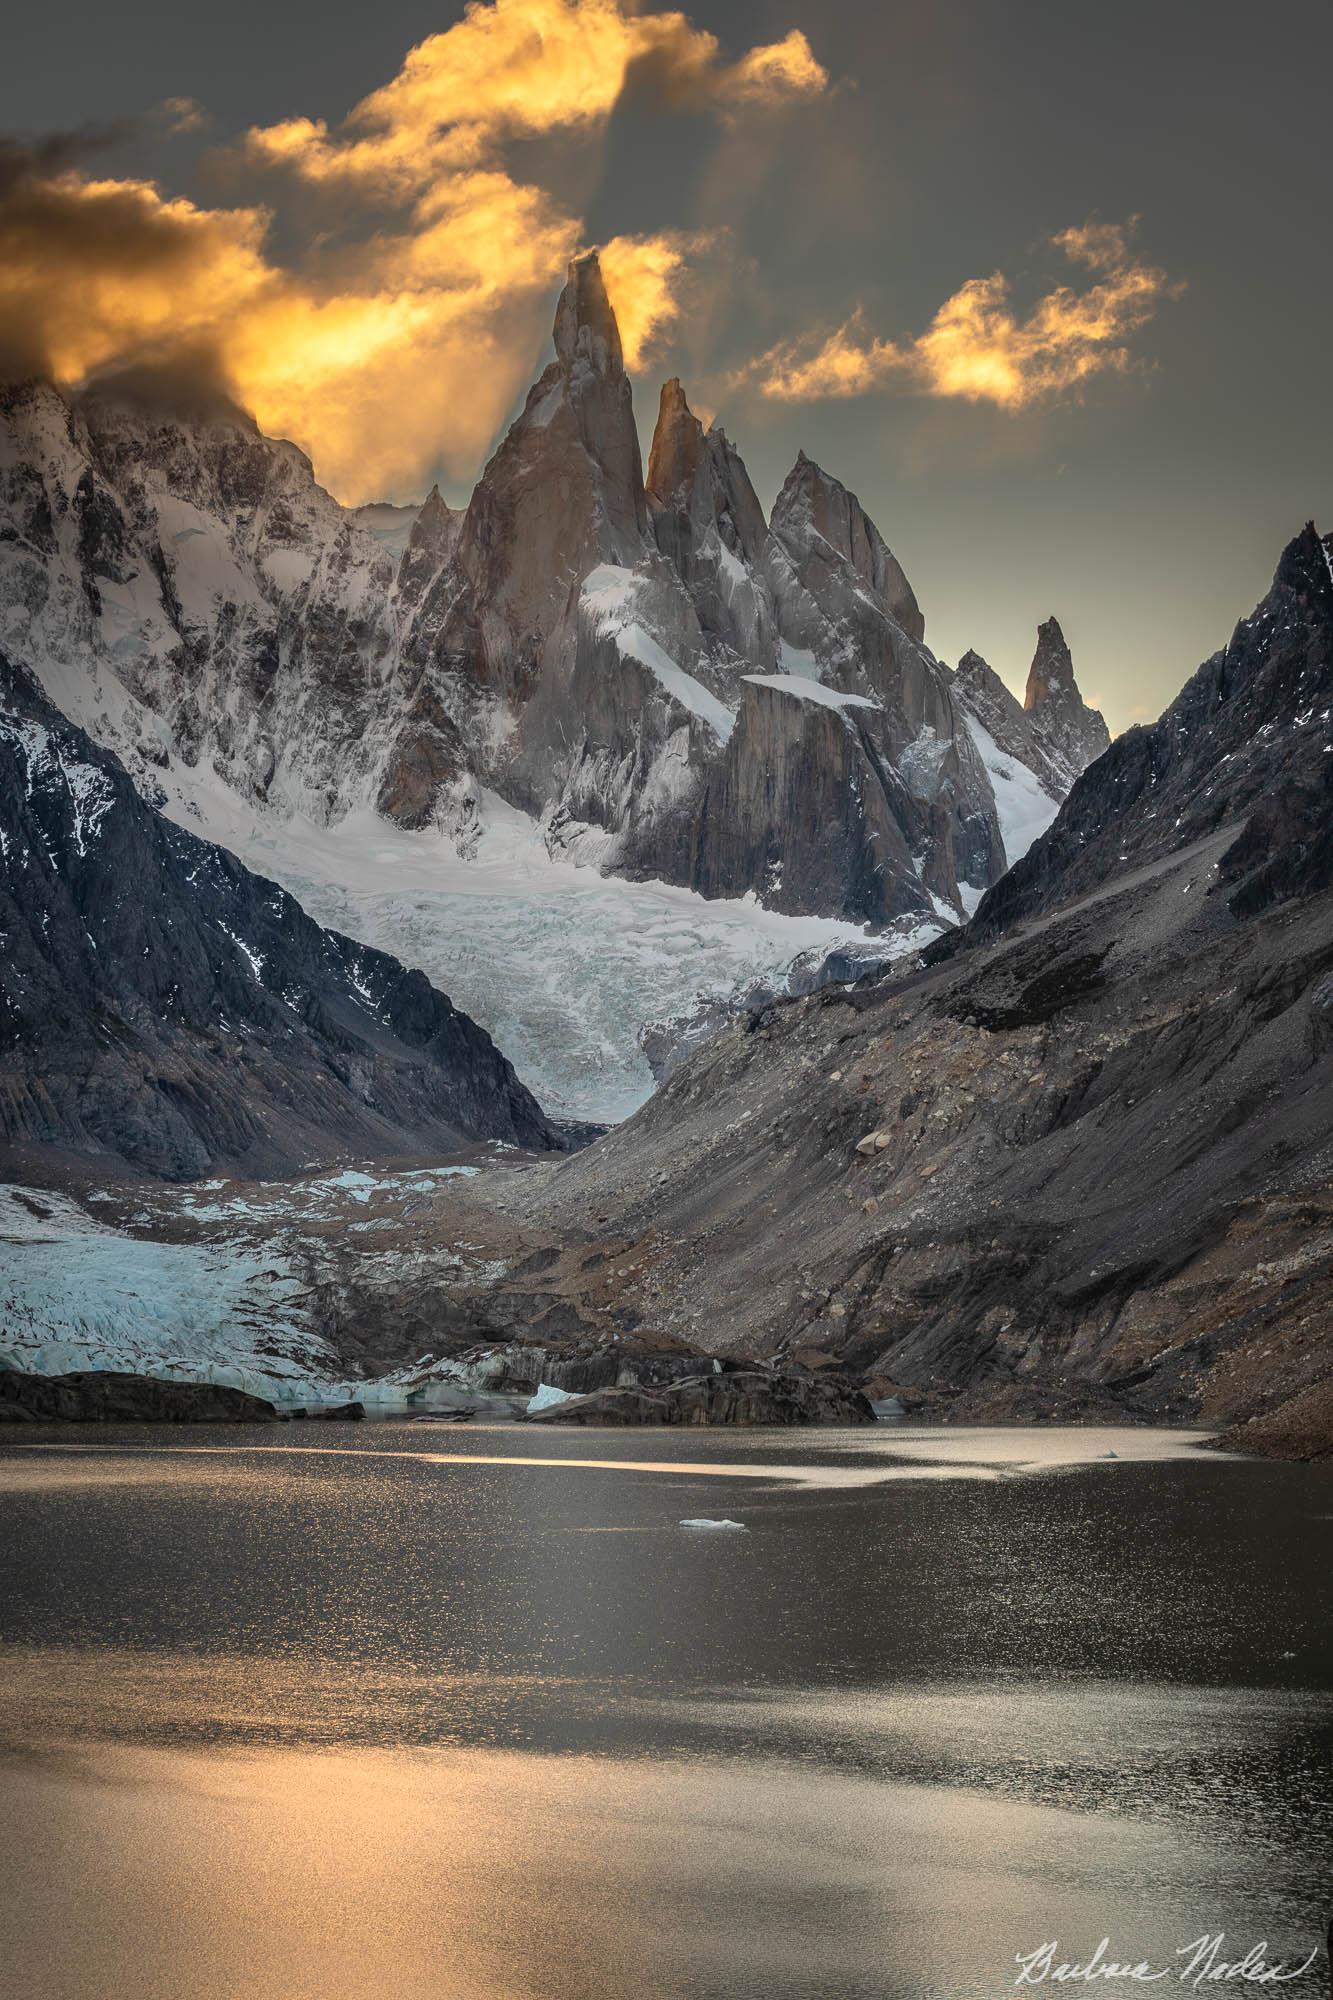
[2,0,1329,729]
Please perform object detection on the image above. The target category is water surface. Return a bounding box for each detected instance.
[2,1423,1329,1998]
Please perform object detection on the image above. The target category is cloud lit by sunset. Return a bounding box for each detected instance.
[746,223,1178,411]
[0,2,1177,510]
[0,0,826,503]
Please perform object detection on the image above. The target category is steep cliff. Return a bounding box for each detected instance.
[967,526,1333,938]
[1023,616,1111,785]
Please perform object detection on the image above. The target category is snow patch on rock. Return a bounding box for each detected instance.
[965,715,1061,866]
[742,674,879,713]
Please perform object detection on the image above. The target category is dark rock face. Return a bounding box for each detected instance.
[0,657,558,1178]
[525,1367,876,1426]
[0,1367,279,1423]
[519,527,1333,1451]
[690,678,933,923]
[750,451,1003,912]
[406,249,649,722]
[970,526,1333,939]
[646,379,774,663]
[768,450,924,646]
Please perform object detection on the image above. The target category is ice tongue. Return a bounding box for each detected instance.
[553,250,624,376]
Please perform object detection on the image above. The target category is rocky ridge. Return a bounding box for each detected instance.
[0,1367,282,1424]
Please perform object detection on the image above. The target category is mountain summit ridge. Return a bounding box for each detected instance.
[0,250,1108,935]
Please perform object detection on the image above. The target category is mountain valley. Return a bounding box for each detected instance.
[0,259,1328,1455]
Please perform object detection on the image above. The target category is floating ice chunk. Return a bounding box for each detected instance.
[679,1518,748,1532]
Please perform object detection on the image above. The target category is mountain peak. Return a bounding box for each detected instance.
[553,250,623,376]
[1274,520,1333,607]
[771,452,924,645]
[1024,617,1076,710]
[646,377,705,507]
[1021,615,1111,782]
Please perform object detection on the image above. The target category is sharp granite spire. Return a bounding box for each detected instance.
[1022,616,1111,784]
[553,249,625,376]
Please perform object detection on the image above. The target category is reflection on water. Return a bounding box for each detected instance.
[2,1741,1318,2000]
[1,1423,1329,1999]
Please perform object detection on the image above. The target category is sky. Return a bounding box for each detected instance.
[2,0,1329,731]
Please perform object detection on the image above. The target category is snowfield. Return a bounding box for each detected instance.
[742,673,881,713]
[18,586,936,1126]
[18,629,916,1123]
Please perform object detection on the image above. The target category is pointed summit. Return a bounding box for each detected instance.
[1274,520,1333,610]
[553,250,623,375]
[645,375,769,601]
[646,377,705,508]
[770,453,923,644]
[401,482,461,585]
[1022,617,1110,781]
[1025,617,1077,711]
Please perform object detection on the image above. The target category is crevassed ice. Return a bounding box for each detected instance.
[158,776,864,1123]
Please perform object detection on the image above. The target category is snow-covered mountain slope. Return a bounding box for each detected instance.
[0,253,1109,1121]
[950,635,1109,867]
[0,655,558,1176]
[0,376,416,820]
[960,713,1061,875]
[0,255,1106,915]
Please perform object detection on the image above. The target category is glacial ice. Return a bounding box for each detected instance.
[157,777,863,1124]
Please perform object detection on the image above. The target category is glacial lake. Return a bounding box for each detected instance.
[1,1423,1329,1999]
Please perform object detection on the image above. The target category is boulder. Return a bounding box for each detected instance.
[524,1367,876,1426]
[0,1368,281,1424]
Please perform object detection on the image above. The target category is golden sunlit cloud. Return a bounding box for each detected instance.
[743,222,1178,410]
[239,0,828,193]
[0,0,829,503]
[158,97,209,136]
[0,158,580,499]
[728,30,830,104]
[599,230,717,369]
[0,170,273,383]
